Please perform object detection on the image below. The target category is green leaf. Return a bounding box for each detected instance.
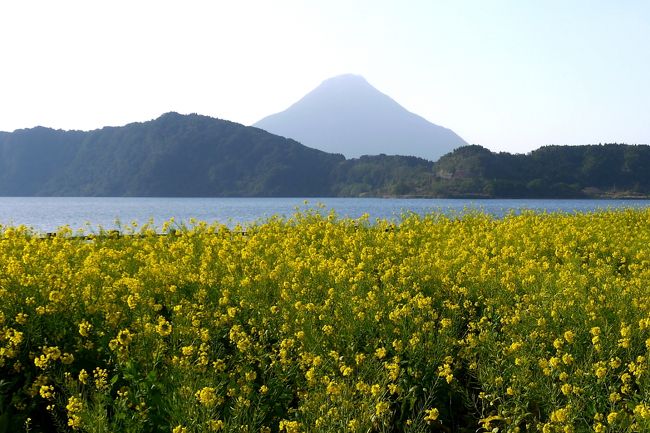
[0,411,9,433]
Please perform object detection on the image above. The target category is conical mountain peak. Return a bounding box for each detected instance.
[319,74,371,87]
[254,75,466,161]
[325,73,366,81]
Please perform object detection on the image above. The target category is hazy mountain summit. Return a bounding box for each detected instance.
[254,74,467,161]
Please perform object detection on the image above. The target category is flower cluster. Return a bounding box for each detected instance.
[0,208,649,432]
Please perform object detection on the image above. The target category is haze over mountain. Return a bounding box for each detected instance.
[254,74,467,161]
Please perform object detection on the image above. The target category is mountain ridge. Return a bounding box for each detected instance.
[0,113,344,197]
[0,112,648,198]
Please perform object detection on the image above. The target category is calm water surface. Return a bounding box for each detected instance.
[0,197,648,233]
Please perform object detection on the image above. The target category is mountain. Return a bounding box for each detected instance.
[253,74,467,161]
[0,113,343,196]
[0,112,433,197]
[1,113,648,198]
[0,127,84,195]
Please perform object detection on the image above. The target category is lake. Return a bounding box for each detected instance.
[0,197,649,233]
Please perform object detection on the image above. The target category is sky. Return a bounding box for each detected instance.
[1,0,648,153]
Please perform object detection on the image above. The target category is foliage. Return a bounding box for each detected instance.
[329,155,434,197]
[0,113,343,197]
[1,208,650,432]
[433,144,650,198]
[0,115,649,197]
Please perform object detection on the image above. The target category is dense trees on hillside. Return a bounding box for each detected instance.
[0,114,648,198]
[329,155,434,196]
[0,114,343,197]
[432,144,650,198]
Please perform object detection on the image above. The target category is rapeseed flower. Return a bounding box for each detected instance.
[1,209,650,432]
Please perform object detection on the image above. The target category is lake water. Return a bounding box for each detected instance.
[0,197,649,233]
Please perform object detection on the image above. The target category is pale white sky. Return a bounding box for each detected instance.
[1,0,648,153]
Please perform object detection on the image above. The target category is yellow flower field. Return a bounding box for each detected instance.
[1,208,649,432]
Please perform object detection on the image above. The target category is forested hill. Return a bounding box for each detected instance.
[431,144,650,198]
[0,113,344,196]
[0,113,648,197]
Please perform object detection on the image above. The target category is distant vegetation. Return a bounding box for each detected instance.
[329,155,435,197]
[431,144,650,198]
[0,113,648,198]
[0,113,342,197]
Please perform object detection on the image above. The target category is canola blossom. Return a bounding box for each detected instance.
[1,208,650,432]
